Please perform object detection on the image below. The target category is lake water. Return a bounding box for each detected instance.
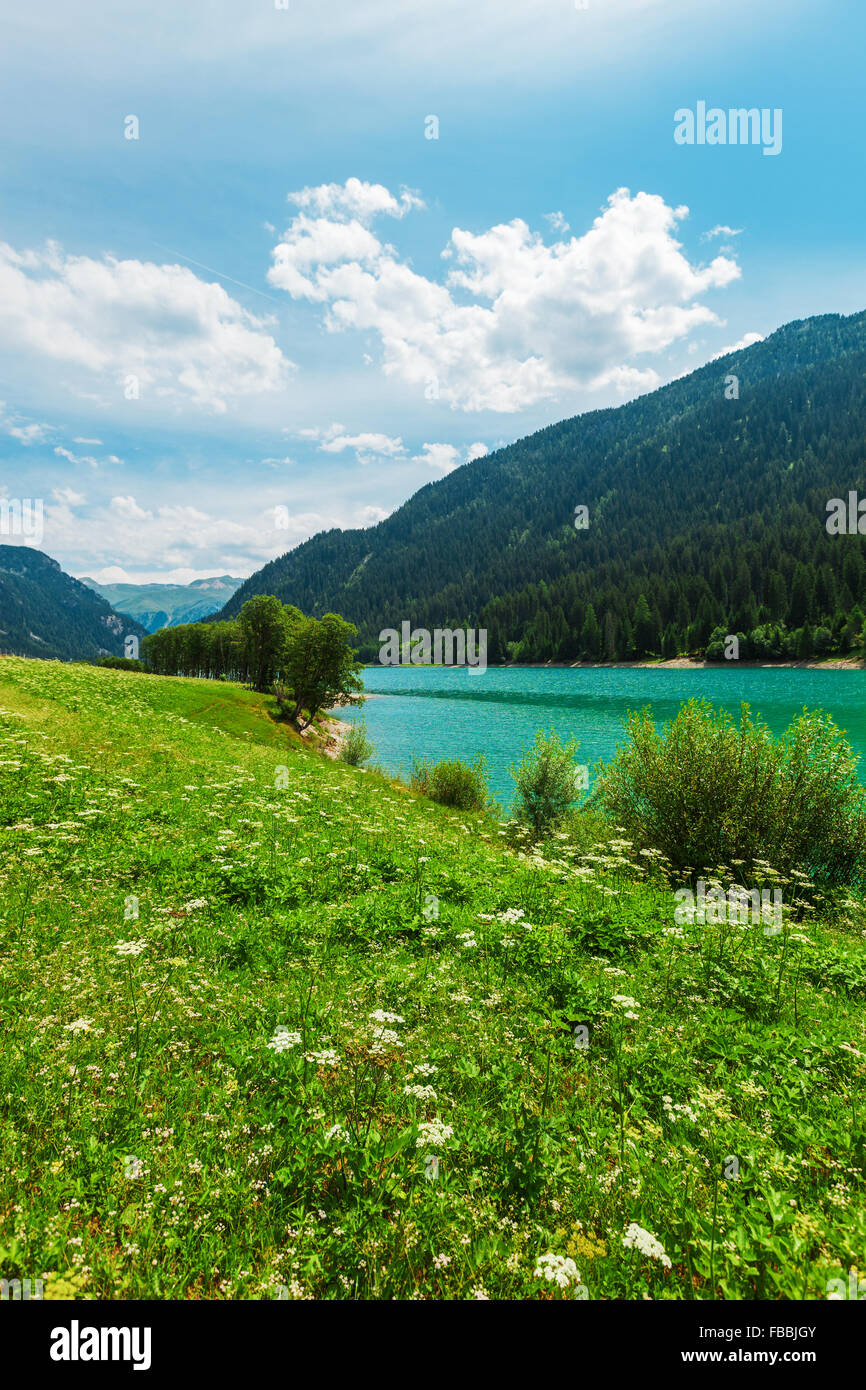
[340,666,866,810]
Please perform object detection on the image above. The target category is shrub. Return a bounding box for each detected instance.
[410,755,490,812]
[594,698,866,886]
[340,718,374,767]
[510,729,581,838]
[96,657,145,672]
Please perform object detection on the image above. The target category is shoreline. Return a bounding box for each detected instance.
[359,657,865,671]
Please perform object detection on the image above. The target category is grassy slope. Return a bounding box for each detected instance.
[0,658,864,1301]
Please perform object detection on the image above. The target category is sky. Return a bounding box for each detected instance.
[0,0,863,584]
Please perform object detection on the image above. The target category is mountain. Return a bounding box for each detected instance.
[213,310,866,663]
[80,575,245,633]
[0,547,148,661]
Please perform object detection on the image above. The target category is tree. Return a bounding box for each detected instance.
[632,594,657,657]
[580,604,600,660]
[237,595,298,693]
[283,613,364,728]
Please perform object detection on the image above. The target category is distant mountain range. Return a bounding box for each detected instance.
[213,310,866,662]
[0,547,148,661]
[80,575,245,633]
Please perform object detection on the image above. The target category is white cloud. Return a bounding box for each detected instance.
[711,330,764,358]
[289,177,423,223]
[544,211,570,234]
[358,504,390,525]
[45,489,399,580]
[413,440,489,472]
[74,436,103,445]
[52,486,86,506]
[702,225,743,241]
[268,182,740,412]
[299,421,487,472]
[0,240,292,412]
[54,445,104,469]
[0,403,53,445]
[300,422,405,465]
[414,442,460,472]
[110,495,153,520]
[8,422,50,444]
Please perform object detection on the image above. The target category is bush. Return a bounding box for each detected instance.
[594,698,866,886]
[410,755,490,812]
[96,657,145,672]
[510,729,581,838]
[340,718,374,767]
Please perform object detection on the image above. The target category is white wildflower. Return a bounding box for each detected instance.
[267,1028,302,1053]
[622,1223,672,1268]
[416,1119,454,1149]
[535,1253,581,1289]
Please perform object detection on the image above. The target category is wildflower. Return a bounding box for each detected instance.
[324,1124,349,1145]
[404,1084,437,1101]
[369,1010,405,1025]
[471,1286,490,1299]
[432,1253,451,1271]
[124,1156,144,1180]
[267,1029,302,1053]
[64,1018,93,1032]
[305,1049,340,1068]
[622,1223,672,1269]
[416,1119,454,1149]
[535,1253,581,1289]
[114,939,147,957]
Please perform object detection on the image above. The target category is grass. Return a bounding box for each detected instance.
[0,656,865,1301]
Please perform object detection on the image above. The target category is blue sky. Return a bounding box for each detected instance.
[0,0,862,582]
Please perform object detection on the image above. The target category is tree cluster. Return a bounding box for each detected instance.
[142,596,363,726]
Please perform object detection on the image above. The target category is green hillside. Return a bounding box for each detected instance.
[216,311,866,663]
[0,548,148,661]
[0,658,864,1299]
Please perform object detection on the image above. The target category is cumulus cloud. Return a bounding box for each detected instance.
[413,440,489,472]
[299,422,405,465]
[268,181,740,412]
[110,495,153,520]
[299,421,488,472]
[289,177,423,222]
[44,490,395,580]
[711,330,764,358]
[0,240,292,412]
[52,486,86,506]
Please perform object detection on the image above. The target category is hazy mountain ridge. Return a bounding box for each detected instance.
[81,575,245,632]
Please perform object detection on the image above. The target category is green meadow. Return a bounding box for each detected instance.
[1,657,864,1300]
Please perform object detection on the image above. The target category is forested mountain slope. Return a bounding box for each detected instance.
[216,311,866,662]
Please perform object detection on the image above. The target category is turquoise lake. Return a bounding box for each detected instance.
[339,666,866,810]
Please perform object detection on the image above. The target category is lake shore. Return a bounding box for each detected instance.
[360,658,865,671]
